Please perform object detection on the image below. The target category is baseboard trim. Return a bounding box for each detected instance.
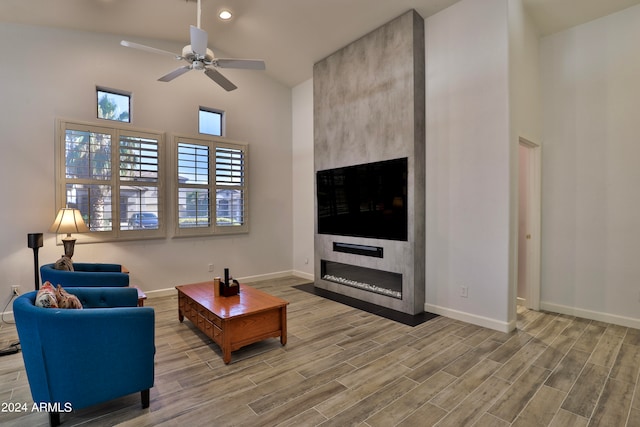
[144,288,177,299]
[238,270,297,282]
[144,271,308,300]
[541,301,640,330]
[424,303,515,333]
[291,270,314,281]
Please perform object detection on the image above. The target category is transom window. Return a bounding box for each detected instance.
[97,88,131,123]
[56,120,164,240]
[199,107,224,136]
[174,135,248,236]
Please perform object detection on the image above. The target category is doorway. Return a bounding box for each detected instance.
[517,138,541,310]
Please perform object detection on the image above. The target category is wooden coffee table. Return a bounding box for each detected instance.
[176,281,288,364]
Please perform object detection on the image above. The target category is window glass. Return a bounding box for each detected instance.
[178,142,211,228]
[65,129,112,180]
[199,108,223,136]
[65,183,112,231]
[97,89,130,123]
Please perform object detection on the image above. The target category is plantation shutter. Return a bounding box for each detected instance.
[215,146,246,227]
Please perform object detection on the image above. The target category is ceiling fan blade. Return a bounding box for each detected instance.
[158,66,191,82]
[204,68,237,91]
[120,40,181,59]
[190,25,208,57]
[214,58,266,70]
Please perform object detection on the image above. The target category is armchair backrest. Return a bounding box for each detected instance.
[40,263,129,287]
[13,289,154,411]
[63,286,139,308]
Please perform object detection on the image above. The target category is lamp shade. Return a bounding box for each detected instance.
[49,208,89,234]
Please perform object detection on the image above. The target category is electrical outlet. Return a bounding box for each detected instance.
[11,285,20,295]
[460,286,468,298]
[208,263,214,272]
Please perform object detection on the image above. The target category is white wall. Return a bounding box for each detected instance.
[424,0,513,331]
[508,0,541,317]
[291,79,314,279]
[540,4,640,327]
[508,0,541,146]
[0,23,293,310]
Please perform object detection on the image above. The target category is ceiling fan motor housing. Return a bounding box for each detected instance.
[182,45,214,62]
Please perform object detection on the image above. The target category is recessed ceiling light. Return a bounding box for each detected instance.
[218,9,233,21]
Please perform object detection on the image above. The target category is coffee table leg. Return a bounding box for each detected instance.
[177,292,184,322]
[280,307,287,346]
[222,323,232,364]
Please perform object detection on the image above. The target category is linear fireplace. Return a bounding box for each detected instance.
[321,260,402,299]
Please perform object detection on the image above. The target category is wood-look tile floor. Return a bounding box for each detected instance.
[2,276,640,426]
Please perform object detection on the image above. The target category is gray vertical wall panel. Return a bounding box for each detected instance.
[313,10,425,314]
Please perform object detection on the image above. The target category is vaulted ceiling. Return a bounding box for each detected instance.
[2,0,639,87]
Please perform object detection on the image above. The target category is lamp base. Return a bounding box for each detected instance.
[62,235,76,259]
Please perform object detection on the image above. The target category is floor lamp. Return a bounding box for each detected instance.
[28,233,44,291]
[0,234,40,357]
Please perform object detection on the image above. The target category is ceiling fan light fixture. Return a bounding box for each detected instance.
[218,9,233,21]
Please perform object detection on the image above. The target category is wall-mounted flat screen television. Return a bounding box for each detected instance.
[316,157,408,241]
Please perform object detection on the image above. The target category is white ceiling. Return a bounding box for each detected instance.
[2,0,639,88]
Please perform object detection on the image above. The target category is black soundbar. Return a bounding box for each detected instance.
[333,242,383,258]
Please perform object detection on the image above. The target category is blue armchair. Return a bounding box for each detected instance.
[13,287,155,426]
[40,263,129,287]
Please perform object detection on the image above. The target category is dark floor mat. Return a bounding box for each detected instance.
[293,282,438,327]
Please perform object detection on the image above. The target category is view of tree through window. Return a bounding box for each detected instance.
[64,128,114,231]
[59,119,163,238]
[97,89,130,123]
[55,93,245,241]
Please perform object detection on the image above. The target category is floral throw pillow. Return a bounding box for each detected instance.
[55,285,83,309]
[35,282,58,308]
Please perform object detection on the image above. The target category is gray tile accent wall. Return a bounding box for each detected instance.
[313,10,425,314]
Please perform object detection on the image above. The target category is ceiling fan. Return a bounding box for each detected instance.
[120,0,265,91]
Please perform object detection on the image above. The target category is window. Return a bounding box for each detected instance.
[199,107,224,136]
[56,119,164,240]
[174,135,248,236]
[97,88,131,123]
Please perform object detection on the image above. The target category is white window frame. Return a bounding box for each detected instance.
[55,119,166,243]
[172,134,248,237]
